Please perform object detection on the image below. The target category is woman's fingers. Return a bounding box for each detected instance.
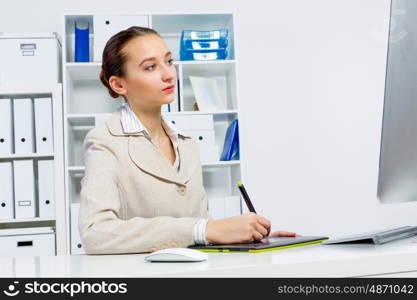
[252,228,264,241]
[269,230,297,237]
[254,222,268,238]
[256,215,271,233]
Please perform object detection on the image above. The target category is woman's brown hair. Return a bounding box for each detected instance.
[99,26,160,99]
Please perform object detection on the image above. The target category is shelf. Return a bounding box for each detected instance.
[0,153,54,160]
[0,84,62,96]
[164,110,238,115]
[66,110,237,124]
[68,160,240,172]
[203,163,241,198]
[202,161,240,167]
[181,62,238,111]
[65,60,235,67]
[65,60,236,81]
[68,166,85,172]
[66,113,239,167]
[67,124,89,166]
[178,60,236,65]
[67,113,112,127]
[0,217,56,225]
[63,13,241,253]
[65,62,101,81]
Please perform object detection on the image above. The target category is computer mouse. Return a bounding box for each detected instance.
[144,247,208,262]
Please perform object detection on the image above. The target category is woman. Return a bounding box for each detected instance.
[79,26,295,254]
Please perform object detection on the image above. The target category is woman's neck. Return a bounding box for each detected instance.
[127,102,165,141]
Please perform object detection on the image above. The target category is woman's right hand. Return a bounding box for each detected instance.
[205,212,271,244]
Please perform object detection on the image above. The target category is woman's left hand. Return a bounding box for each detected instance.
[268,230,299,237]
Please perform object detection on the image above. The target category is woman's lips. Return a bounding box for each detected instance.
[162,85,175,93]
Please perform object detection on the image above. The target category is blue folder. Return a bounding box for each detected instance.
[220,119,239,161]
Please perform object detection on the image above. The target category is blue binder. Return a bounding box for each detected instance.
[74,21,90,62]
[220,119,239,161]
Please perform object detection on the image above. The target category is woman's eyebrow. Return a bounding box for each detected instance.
[139,51,172,66]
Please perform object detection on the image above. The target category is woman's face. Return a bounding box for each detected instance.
[116,34,177,110]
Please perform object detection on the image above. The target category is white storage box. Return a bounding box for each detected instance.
[182,129,216,146]
[70,203,85,254]
[0,33,61,87]
[0,227,55,257]
[93,15,148,61]
[164,114,214,131]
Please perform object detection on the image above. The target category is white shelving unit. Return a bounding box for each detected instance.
[0,84,66,255]
[62,12,243,254]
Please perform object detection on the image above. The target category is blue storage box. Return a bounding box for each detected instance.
[180,29,229,61]
[181,29,228,41]
[183,39,228,50]
[181,49,228,61]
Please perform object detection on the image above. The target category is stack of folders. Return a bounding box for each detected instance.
[180,29,229,61]
[220,119,239,161]
[0,97,55,221]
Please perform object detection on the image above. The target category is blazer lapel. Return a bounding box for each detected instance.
[177,137,199,184]
[128,136,183,185]
[107,108,198,185]
[106,109,132,137]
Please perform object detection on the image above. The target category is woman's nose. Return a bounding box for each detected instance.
[161,64,176,82]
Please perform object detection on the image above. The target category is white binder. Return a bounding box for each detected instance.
[34,97,54,153]
[0,162,14,220]
[13,160,35,219]
[13,98,35,154]
[71,203,85,254]
[0,98,13,155]
[37,160,55,218]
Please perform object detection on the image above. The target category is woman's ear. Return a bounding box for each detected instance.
[108,75,127,97]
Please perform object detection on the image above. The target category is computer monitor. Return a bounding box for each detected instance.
[378,0,417,203]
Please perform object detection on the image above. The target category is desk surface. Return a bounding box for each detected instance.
[2,238,417,277]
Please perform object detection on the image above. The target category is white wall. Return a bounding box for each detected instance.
[2,0,416,237]
[240,0,417,236]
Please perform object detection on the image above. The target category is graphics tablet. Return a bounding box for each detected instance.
[188,236,328,253]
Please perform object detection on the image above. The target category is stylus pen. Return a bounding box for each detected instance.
[236,181,257,213]
[236,181,270,236]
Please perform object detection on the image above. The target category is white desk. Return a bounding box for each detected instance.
[1,238,417,277]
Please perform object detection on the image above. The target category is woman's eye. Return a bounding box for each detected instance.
[145,60,173,70]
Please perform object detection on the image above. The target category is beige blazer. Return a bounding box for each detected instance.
[78,108,212,255]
